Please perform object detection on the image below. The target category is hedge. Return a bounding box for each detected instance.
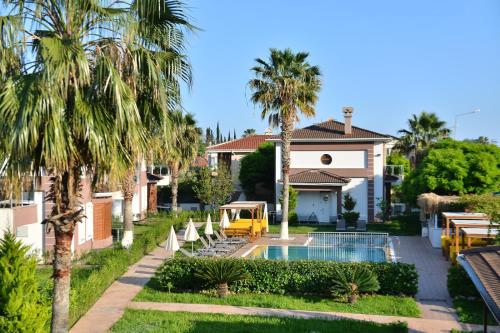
[155,258,418,296]
[447,266,479,299]
[38,212,188,327]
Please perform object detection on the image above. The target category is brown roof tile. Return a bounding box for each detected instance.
[206,135,271,151]
[459,246,500,322]
[289,170,350,184]
[268,119,392,141]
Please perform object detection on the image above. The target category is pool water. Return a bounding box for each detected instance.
[246,245,387,263]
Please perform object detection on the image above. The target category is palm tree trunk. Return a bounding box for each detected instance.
[280,117,293,240]
[171,160,180,215]
[121,167,136,248]
[217,282,229,297]
[50,161,81,333]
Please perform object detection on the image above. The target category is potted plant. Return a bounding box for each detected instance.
[342,193,360,229]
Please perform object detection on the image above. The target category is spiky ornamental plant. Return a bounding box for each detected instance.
[0,233,49,332]
[195,259,249,297]
[330,266,380,303]
[0,1,191,331]
[249,49,321,240]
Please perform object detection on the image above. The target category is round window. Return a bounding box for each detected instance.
[321,154,332,165]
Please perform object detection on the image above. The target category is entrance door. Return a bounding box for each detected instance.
[316,192,331,223]
[296,191,330,223]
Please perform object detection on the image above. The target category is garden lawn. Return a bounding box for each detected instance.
[110,309,408,333]
[135,284,421,318]
[453,299,496,325]
[267,214,420,236]
[35,212,188,327]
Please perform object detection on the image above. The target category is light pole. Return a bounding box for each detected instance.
[453,108,480,139]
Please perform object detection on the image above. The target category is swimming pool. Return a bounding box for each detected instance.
[246,245,387,262]
[245,232,391,263]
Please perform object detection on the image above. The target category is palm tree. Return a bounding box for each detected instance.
[0,1,191,331]
[397,111,450,167]
[195,259,249,297]
[117,1,192,248]
[160,111,200,213]
[242,128,256,137]
[249,49,321,240]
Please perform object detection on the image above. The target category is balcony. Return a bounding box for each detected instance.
[385,165,404,183]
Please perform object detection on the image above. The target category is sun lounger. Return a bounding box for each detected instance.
[179,248,195,257]
[217,230,246,243]
[356,220,367,232]
[336,219,346,231]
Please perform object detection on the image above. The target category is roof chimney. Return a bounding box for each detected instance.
[343,106,353,135]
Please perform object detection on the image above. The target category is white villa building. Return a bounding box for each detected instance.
[269,107,397,223]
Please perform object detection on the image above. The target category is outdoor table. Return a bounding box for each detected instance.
[442,212,488,238]
[461,228,499,249]
[450,219,493,252]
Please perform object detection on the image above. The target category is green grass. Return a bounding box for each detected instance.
[453,299,497,325]
[110,309,408,333]
[134,282,421,318]
[36,211,190,329]
[268,214,420,236]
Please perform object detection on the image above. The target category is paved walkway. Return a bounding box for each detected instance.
[398,236,458,321]
[70,244,171,333]
[129,301,500,333]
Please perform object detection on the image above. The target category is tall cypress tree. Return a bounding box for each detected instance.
[233,129,237,140]
[216,122,221,144]
[228,130,231,141]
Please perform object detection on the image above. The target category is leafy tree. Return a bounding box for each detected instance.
[249,48,321,240]
[239,142,275,199]
[0,233,49,332]
[243,128,256,137]
[0,1,192,330]
[401,139,500,203]
[193,165,234,210]
[386,153,410,177]
[396,111,450,167]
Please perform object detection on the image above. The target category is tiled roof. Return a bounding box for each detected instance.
[268,119,392,141]
[191,156,208,168]
[289,170,350,184]
[206,135,271,152]
[458,246,500,322]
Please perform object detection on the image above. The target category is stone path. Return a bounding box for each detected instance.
[398,236,458,321]
[70,244,171,333]
[129,301,500,333]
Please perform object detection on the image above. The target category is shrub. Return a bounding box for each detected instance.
[330,266,380,303]
[39,213,188,326]
[447,266,479,299]
[155,258,418,297]
[342,193,360,227]
[195,259,249,297]
[0,232,49,332]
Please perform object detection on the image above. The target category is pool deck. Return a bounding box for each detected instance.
[231,234,310,257]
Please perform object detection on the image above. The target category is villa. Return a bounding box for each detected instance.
[269,107,398,223]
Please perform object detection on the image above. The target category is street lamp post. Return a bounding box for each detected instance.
[453,108,480,139]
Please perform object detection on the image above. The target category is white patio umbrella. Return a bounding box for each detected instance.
[204,214,214,235]
[235,210,240,220]
[220,210,231,229]
[184,218,200,254]
[165,226,180,258]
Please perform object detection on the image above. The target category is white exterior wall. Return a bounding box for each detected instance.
[0,209,14,240]
[290,150,367,169]
[343,178,368,221]
[274,142,282,215]
[208,152,218,169]
[373,143,384,217]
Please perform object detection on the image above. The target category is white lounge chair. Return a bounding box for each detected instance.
[336,219,346,231]
[179,248,195,257]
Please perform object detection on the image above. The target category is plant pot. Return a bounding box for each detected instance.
[348,294,358,303]
[217,283,229,298]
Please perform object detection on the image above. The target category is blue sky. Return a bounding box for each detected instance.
[181,0,500,143]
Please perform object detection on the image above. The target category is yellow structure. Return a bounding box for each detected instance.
[219,201,268,240]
